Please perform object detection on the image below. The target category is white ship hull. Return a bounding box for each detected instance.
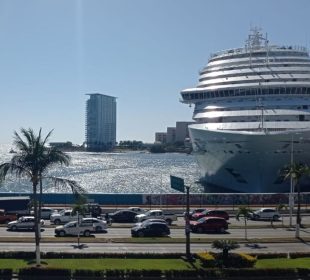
[190,124,310,193]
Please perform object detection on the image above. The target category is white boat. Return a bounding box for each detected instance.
[181,28,310,193]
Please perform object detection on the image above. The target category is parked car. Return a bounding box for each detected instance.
[127,207,146,214]
[31,207,57,219]
[248,208,281,221]
[190,217,228,233]
[135,210,177,225]
[134,218,167,227]
[0,209,17,224]
[80,217,107,232]
[54,221,94,237]
[50,209,91,225]
[108,210,137,223]
[7,216,44,231]
[191,209,229,221]
[184,208,206,220]
[131,222,170,237]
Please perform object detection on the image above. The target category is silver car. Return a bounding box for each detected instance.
[7,216,44,231]
[249,208,281,221]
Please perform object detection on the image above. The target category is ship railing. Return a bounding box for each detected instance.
[210,45,308,59]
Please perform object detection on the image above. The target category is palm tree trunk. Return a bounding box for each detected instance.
[33,182,41,266]
[244,219,247,240]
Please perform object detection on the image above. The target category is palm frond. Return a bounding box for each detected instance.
[0,162,31,180]
[45,176,87,195]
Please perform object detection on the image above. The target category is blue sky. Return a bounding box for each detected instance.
[0,0,310,144]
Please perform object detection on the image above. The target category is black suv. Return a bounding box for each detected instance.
[131,222,170,237]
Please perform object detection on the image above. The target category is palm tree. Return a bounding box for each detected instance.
[236,206,253,240]
[212,239,240,267]
[281,162,310,238]
[0,128,85,266]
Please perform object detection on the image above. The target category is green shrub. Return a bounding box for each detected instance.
[0,269,13,280]
[19,267,71,280]
[164,269,199,279]
[251,253,287,259]
[290,252,310,258]
[72,269,104,279]
[195,252,216,267]
[105,269,125,279]
[196,252,256,268]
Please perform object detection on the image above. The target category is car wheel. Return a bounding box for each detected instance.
[84,230,90,237]
[54,219,61,225]
[95,226,102,232]
[197,227,203,233]
[11,225,17,231]
[273,215,279,221]
[253,215,259,220]
[59,231,65,237]
[166,219,172,225]
[138,231,144,237]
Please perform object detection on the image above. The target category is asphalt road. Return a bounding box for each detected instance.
[1,226,310,239]
[0,215,309,254]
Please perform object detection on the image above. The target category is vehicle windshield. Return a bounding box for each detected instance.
[58,209,66,215]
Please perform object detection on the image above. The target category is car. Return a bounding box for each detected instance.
[131,222,170,237]
[108,210,138,223]
[80,217,107,232]
[191,209,229,221]
[190,217,228,233]
[31,207,57,219]
[127,207,146,214]
[184,208,206,220]
[249,208,281,221]
[54,221,94,237]
[134,218,167,227]
[7,216,44,231]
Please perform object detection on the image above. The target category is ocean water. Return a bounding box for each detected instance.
[0,144,203,194]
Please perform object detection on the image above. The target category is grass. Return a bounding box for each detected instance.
[255,257,310,269]
[0,257,310,271]
[0,258,201,271]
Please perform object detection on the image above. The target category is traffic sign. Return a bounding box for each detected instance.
[170,175,185,192]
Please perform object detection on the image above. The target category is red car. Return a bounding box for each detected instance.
[191,209,229,221]
[190,217,228,233]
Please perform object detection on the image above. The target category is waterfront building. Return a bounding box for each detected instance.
[166,127,176,144]
[175,121,195,143]
[155,132,167,144]
[181,28,310,193]
[85,93,117,152]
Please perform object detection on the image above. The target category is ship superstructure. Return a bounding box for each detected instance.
[181,28,310,193]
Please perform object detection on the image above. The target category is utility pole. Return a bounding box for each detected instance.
[185,185,191,260]
[170,175,191,261]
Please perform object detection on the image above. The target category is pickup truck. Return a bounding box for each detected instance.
[0,209,17,224]
[50,209,91,225]
[135,210,177,225]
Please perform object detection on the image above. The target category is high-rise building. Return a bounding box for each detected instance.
[175,121,195,142]
[85,93,117,151]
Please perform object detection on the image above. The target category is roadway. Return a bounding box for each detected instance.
[0,216,309,254]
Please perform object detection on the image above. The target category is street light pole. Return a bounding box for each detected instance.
[289,136,294,227]
[185,185,191,260]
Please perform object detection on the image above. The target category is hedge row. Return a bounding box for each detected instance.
[14,268,310,279]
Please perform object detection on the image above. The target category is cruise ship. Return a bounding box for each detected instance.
[181,28,310,193]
